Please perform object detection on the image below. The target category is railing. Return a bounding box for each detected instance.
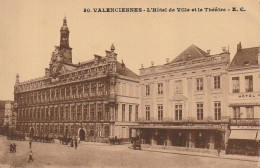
[230,118,260,126]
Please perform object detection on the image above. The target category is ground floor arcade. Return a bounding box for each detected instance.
[131,124,229,150]
[16,122,113,141]
[16,122,137,142]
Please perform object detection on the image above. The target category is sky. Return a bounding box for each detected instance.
[1,0,260,100]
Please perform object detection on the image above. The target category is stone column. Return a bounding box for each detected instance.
[151,129,157,145]
[209,132,215,150]
[166,130,172,146]
[188,131,195,148]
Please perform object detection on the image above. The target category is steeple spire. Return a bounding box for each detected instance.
[60,17,70,48]
[63,16,67,26]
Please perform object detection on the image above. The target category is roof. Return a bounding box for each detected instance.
[171,44,208,63]
[229,47,259,68]
[116,62,139,79]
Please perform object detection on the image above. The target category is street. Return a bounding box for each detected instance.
[0,135,258,168]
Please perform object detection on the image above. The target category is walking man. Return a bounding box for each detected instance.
[28,151,33,162]
[9,144,13,153]
[13,143,17,153]
[74,139,78,149]
[217,146,221,156]
[29,140,32,148]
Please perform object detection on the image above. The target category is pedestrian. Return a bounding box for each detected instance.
[74,139,78,149]
[67,141,70,147]
[28,151,33,162]
[9,144,13,153]
[217,146,221,156]
[71,140,74,147]
[77,137,80,144]
[13,143,17,153]
[29,140,32,148]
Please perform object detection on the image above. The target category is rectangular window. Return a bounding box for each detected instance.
[129,105,132,121]
[83,104,88,121]
[122,104,125,122]
[46,107,49,121]
[115,104,118,122]
[175,80,183,94]
[158,105,163,121]
[77,105,82,120]
[84,84,89,97]
[71,106,75,121]
[232,77,240,93]
[158,83,163,94]
[105,104,109,121]
[145,85,150,96]
[135,105,138,122]
[90,104,95,120]
[214,102,221,120]
[78,84,83,97]
[175,104,182,120]
[145,106,150,121]
[196,78,203,91]
[55,107,59,121]
[97,104,102,121]
[65,106,69,120]
[197,103,203,120]
[246,107,254,118]
[60,106,64,121]
[233,107,240,119]
[245,76,253,92]
[66,87,71,99]
[91,83,96,96]
[104,126,110,137]
[214,76,221,89]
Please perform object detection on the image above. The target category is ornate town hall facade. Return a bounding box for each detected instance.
[14,18,140,141]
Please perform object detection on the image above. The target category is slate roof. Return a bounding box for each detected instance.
[116,61,139,79]
[171,44,208,63]
[229,47,260,68]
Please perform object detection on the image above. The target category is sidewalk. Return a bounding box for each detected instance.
[140,145,259,162]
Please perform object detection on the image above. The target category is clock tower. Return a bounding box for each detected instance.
[60,17,72,64]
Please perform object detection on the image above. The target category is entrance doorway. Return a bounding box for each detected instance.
[79,129,86,141]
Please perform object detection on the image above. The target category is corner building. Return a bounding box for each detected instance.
[227,43,260,155]
[14,18,140,141]
[133,45,230,150]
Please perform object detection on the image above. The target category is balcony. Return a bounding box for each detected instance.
[230,118,260,126]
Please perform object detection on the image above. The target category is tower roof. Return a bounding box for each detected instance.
[229,46,260,68]
[60,17,69,31]
[170,44,208,63]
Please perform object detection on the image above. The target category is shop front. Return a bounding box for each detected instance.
[227,127,260,156]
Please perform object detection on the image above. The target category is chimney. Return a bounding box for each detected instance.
[121,59,125,68]
[222,47,226,52]
[237,42,242,51]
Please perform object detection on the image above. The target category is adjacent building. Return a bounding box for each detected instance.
[132,45,230,150]
[0,100,16,134]
[227,42,260,155]
[14,18,140,141]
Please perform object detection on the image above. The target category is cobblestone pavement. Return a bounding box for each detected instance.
[0,136,258,168]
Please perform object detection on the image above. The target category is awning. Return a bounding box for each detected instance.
[229,130,257,140]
